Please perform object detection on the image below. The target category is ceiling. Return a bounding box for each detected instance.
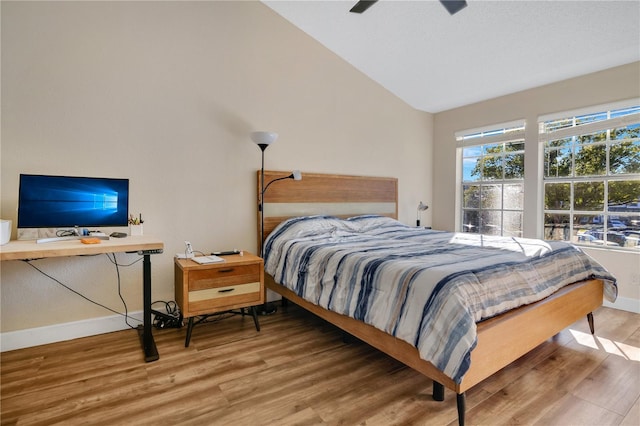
[263,0,640,113]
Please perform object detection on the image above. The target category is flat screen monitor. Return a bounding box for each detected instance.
[17,174,129,229]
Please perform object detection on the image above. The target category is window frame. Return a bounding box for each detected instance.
[539,100,640,250]
[456,120,526,237]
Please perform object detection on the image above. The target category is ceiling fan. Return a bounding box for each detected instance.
[350,0,468,15]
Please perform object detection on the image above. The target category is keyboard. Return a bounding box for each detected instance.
[191,255,225,264]
[36,235,110,244]
[36,236,82,244]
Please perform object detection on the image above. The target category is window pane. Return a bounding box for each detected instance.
[574,214,599,234]
[611,123,640,140]
[480,211,502,235]
[503,184,524,210]
[611,106,640,118]
[544,119,573,133]
[462,210,480,233]
[463,184,481,208]
[610,140,640,174]
[483,143,503,154]
[575,144,606,176]
[504,153,525,179]
[576,112,607,126]
[544,182,570,210]
[574,181,604,210]
[609,180,640,208]
[462,158,481,182]
[481,156,503,180]
[622,215,640,248]
[481,185,502,209]
[463,146,482,156]
[573,214,613,246]
[587,228,625,247]
[545,138,572,149]
[577,130,607,144]
[574,221,625,246]
[544,214,570,240]
[503,211,523,237]
[505,141,525,152]
[544,147,572,178]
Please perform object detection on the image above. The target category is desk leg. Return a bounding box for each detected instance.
[138,253,159,362]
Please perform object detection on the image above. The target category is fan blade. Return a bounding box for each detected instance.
[440,0,467,15]
[350,0,378,14]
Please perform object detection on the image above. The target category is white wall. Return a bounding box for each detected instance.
[0,1,433,346]
[433,62,640,313]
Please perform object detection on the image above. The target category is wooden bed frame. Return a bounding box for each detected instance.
[258,170,604,425]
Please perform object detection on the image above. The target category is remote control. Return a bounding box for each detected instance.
[211,249,242,256]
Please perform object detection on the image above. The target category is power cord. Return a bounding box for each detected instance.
[106,252,137,329]
[151,300,183,329]
[23,258,141,329]
[24,254,183,330]
[56,228,79,237]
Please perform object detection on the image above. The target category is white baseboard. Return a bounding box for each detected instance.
[0,311,143,352]
[603,295,640,314]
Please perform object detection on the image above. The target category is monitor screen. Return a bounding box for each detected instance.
[17,174,130,228]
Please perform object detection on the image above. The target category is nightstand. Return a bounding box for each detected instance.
[174,252,264,347]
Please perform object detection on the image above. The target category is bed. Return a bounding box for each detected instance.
[257,170,617,425]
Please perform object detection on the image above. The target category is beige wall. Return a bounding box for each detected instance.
[433,62,640,310]
[0,2,432,336]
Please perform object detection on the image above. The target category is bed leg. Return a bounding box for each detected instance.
[587,312,595,334]
[432,381,445,401]
[457,393,466,426]
[281,297,289,312]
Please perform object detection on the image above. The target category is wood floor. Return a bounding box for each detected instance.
[1,304,639,425]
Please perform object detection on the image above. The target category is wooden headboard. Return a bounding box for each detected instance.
[257,170,398,246]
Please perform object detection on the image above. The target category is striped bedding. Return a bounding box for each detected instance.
[263,215,617,384]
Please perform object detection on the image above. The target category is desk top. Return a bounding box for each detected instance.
[0,236,164,261]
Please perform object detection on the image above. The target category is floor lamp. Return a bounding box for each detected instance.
[251,131,301,314]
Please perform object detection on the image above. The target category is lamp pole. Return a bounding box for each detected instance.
[251,131,301,315]
[258,144,267,257]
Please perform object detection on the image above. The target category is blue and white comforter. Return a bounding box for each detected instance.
[263,215,617,383]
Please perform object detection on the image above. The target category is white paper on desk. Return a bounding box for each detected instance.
[191,255,225,264]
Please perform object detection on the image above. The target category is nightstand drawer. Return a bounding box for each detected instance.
[188,281,261,312]
[188,264,260,291]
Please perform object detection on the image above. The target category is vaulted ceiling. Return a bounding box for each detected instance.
[264,0,640,113]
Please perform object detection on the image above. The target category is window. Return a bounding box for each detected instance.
[457,121,526,236]
[540,101,640,249]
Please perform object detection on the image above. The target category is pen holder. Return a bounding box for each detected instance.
[129,224,143,236]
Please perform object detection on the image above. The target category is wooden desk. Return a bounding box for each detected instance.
[0,236,164,362]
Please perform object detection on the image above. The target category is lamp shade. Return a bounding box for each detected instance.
[251,131,278,147]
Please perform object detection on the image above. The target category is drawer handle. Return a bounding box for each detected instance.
[218,268,234,273]
[218,288,235,293]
